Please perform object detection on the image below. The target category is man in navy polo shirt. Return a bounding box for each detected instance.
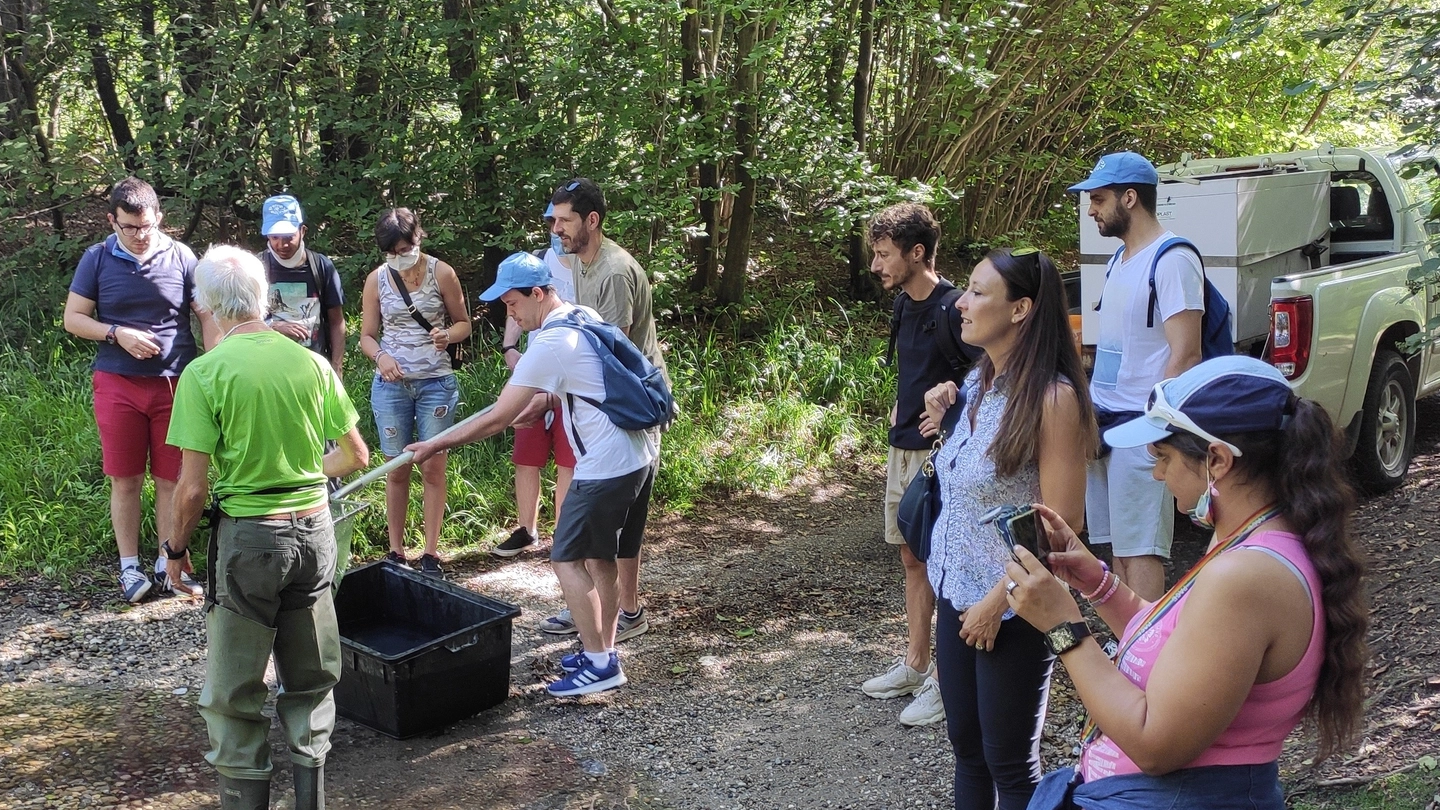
[258,194,345,375]
[63,177,217,603]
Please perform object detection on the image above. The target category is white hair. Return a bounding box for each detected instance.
[195,244,268,322]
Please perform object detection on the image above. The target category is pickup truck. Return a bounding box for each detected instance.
[1074,145,1440,491]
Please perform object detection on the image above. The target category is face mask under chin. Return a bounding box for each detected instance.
[272,241,307,268]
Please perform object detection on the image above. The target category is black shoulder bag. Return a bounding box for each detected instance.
[387,259,469,370]
[895,388,968,563]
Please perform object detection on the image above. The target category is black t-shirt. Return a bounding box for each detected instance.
[261,250,344,359]
[890,279,979,449]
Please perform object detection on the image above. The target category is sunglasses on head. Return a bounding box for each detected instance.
[1144,382,1243,456]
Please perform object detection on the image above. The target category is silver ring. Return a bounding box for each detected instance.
[1006,580,1017,594]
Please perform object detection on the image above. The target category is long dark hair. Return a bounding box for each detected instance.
[972,248,1097,476]
[1163,399,1368,760]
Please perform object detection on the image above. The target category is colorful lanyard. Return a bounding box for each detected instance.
[1079,504,1283,746]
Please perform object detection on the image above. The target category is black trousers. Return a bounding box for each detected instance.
[935,597,1056,810]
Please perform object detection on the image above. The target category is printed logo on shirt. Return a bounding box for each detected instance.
[267,281,320,348]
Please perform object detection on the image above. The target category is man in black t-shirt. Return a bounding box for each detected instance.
[259,194,346,374]
[860,203,979,727]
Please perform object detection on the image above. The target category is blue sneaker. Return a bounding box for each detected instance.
[547,652,627,697]
[559,651,590,674]
[119,566,152,604]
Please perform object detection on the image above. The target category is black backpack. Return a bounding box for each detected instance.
[883,284,978,374]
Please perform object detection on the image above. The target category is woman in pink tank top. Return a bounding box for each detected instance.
[1002,357,1369,809]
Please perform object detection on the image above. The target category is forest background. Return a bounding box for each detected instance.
[1,0,1438,573]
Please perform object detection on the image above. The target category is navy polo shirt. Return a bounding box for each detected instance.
[69,234,199,377]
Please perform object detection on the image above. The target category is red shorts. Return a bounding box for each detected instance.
[92,370,183,481]
[512,403,575,468]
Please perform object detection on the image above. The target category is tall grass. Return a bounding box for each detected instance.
[0,296,895,577]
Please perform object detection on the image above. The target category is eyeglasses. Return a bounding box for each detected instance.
[1144,382,1243,456]
[115,222,159,237]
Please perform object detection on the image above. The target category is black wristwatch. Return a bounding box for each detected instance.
[1043,620,1092,656]
[161,539,189,560]
[501,344,520,355]
[105,324,119,344]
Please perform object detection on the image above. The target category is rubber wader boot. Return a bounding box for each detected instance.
[293,764,325,810]
[218,775,271,810]
[200,605,278,782]
[272,602,341,768]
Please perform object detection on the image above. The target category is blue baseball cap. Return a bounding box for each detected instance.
[544,202,555,219]
[480,252,552,301]
[1067,152,1159,193]
[1105,356,1295,454]
[261,195,304,236]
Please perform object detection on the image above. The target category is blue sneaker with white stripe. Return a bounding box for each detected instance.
[559,650,589,674]
[547,652,626,696]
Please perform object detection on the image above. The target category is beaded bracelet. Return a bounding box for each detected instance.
[1078,561,1112,601]
[1092,573,1122,606]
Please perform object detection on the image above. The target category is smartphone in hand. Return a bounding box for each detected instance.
[979,504,1050,569]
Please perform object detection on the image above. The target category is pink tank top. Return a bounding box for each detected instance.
[1079,530,1324,781]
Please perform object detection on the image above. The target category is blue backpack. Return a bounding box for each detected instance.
[541,308,675,438]
[1102,237,1234,360]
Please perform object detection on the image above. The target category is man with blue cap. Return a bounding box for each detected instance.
[492,203,579,559]
[1069,152,1204,601]
[408,252,659,697]
[258,194,346,375]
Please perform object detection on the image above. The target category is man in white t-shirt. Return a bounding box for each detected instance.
[408,252,656,697]
[1069,152,1203,601]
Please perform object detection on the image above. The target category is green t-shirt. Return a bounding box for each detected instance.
[573,237,669,384]
[167,330,359,517]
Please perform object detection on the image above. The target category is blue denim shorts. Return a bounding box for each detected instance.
[371,374,460,457]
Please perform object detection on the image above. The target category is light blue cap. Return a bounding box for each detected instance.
[1104,356,1294,450]
[1067,152,1159,193]
[544,202,555,219]
[480,252,551,301]
[261,194,304,236]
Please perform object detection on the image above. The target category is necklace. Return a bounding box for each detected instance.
[222,319,267,340]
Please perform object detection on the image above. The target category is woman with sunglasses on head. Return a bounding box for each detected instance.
[358,207,471,576]
[1004,356,1368,809]
[919,247,1097,809]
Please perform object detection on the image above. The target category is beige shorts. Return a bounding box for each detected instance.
[883,446,932,545]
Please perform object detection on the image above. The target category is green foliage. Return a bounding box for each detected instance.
[1288,768,1440,809]
[0,277,892,576]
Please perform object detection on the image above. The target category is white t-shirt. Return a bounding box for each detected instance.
[510,303,657,480]
[544,248,576,304]
[1090,232,1205,412]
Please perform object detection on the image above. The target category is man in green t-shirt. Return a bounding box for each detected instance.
[162,245,368,810]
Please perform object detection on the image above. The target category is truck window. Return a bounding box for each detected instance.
[1330,171,1395,245]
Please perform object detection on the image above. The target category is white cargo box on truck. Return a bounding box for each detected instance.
[1077,168,1331,351]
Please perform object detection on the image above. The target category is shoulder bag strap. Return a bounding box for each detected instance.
[388,265,438,333]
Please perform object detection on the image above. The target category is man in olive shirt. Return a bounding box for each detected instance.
[544,178,669,642]
[163,245,367,810]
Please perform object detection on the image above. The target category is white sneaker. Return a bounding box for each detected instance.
[861,658,929,699]
[899,676,945,726]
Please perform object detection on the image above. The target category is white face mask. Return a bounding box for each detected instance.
[386,246,420,272]
[272,240,307,269]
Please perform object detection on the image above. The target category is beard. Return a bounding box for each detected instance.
[564,229,593,256]
[1096,205,1131,239]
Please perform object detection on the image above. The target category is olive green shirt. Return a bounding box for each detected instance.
[573,237,668,383]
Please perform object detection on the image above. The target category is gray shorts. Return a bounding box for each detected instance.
[1086,445,1175,558]
[551,464,655,563]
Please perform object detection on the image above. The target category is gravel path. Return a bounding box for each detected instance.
[4,422,1438,809]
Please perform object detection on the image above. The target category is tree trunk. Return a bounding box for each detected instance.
[683,0,719,292]
[718,11,761,306]
[1,0,62,234]
[87,22,137,171]
[847,0,878,301]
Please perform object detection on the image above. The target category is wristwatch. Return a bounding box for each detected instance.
[161,539,189,560]
[105,324,119,344]
[501,344,520,355]
[1043,620,1092,656]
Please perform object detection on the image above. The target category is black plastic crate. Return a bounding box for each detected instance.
[333,561,521,738]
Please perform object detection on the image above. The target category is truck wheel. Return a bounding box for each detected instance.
[1353,350,1416,493]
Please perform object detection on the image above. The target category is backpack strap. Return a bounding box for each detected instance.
[883,292,907,368]
[1092,245,1127,313]
[1145,237,1203,329]
[931,286,975,374]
